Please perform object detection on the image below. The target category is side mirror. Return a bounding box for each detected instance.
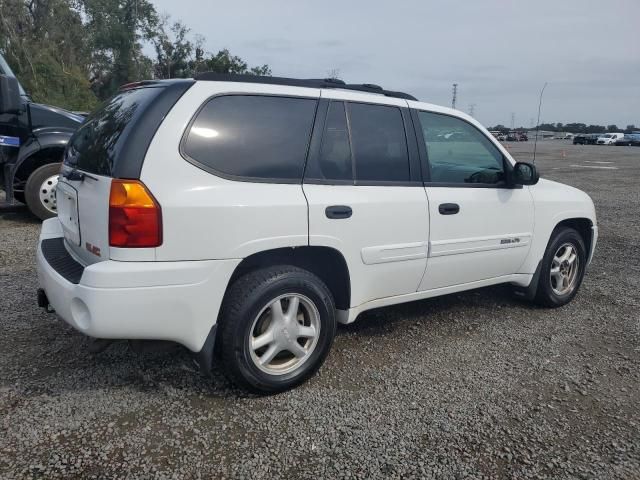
[513,162,539,186]
[0,75,22,114]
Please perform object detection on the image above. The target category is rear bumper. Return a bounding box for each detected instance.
[36,220,240,352]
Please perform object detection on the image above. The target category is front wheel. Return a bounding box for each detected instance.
[217,266,336,394]
[24,163,61,220]
[534,227,587,307]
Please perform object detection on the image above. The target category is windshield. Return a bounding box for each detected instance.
[0,54,27,96]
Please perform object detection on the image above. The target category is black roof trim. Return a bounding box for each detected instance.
[193,73,418,101]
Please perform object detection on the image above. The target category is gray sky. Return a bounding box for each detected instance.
[152,0,639,128]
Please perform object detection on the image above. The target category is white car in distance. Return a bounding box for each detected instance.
[33,74,598,393]
[597,133,624,145]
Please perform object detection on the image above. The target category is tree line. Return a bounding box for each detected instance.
[0,0,271,111]
[489,123,638,134]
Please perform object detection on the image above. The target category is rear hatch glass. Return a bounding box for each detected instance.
[64,86,163,176]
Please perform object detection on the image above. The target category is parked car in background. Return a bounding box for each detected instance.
[573,134,600,145]
[35,74,598,393]
[597,133,624,145]
[506,132,519,141]
[517,132,528,141]
[0,54,84,219]
[615,134,640,146]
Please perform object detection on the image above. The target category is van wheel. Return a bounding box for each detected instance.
[534,227,586,307]
[25,163,61,220]
[217,266,336,394]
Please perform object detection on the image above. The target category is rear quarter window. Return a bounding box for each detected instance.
[181,95,318,182]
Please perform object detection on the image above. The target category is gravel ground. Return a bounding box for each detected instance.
[1,141,639,479]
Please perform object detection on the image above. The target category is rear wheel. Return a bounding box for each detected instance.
[217,265,336,394]
[24,163,61,220]
[534,227,586,307]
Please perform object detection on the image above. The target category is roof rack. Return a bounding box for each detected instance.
[193,73,417,101]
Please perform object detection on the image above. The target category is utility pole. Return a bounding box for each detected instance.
[468,103,476,117]
[511,112,515,130]
[451,83,458,110]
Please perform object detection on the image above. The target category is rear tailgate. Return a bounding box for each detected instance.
[57,171,111,265]
[58,80,194,265]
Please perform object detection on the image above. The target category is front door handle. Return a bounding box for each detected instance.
[325,205,352,219]
[438,203,460,215]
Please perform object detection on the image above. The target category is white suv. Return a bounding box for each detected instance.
[37,74,597,393]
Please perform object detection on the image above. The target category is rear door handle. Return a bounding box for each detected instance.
[438,203,460,215]
[325,205,352,219]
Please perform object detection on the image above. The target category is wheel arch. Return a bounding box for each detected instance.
[227,246,351,311]
[553,217,593,262]
[13,138,67,193]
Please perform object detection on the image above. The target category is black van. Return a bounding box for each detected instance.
[0,55,84,219]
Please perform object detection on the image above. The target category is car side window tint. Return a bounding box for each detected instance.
[183,95,317,181]
[348,103,410,182]
[417,111,505,184]
[305,101,353,181]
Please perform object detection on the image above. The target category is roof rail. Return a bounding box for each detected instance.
[193,73,417,101]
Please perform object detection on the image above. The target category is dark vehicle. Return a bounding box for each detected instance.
[615,134,640,146]
[506,132,518,141]
[573,134,600,145]
[517,132,528,141]
[0,55,84,219]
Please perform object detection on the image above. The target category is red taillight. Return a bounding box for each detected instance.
[109,180,162,247]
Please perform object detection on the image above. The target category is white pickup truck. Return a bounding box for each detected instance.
[34,74,597,393]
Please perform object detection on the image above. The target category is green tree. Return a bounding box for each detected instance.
[79,0,160,99]
[194,48,271,76]
[0,0,271,111]
[585,124,606,133]
[565,123,587,133]
[606,124,619,132]
[153,19,193,79]
[0,0,98,110]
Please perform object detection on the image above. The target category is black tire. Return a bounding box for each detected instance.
[24,163,61,220]
[534,227,586,308]
[217,265,336,394]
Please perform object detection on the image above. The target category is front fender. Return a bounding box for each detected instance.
[519,179,596,274]
[13,130,72,180]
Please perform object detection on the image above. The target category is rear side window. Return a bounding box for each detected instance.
[65,87,162,176]
[305,101,353,181]
[349,103,410,182]
[182,95,317,181]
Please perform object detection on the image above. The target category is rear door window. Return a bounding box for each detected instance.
[182,95,317,182]
[348,103,410,183]
[304,101,353,181]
